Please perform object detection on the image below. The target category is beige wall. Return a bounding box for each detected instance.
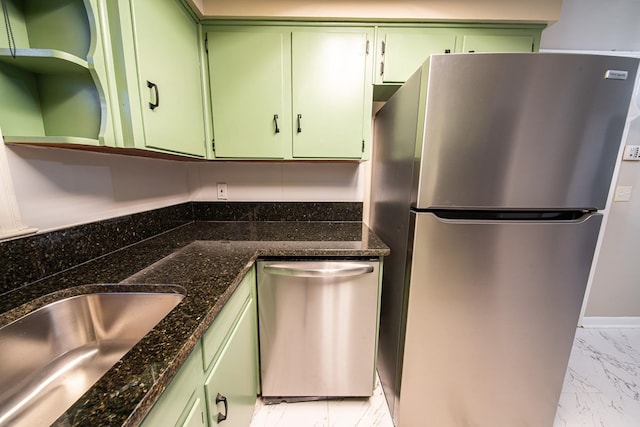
[540,0,640,321]
[541,0,640,50]
[3,144,365,233]
[586,106,640,318]
[5,145,191,233]
[194,0,561,23]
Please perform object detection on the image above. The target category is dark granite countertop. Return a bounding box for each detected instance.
[0,221,389,426]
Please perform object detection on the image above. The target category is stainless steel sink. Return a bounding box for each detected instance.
[0,292,184,427]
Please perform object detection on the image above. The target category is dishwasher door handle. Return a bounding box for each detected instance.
[263,263,374,278]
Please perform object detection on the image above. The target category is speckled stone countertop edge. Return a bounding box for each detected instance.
[120,254,260,427]
[1,221,389,427]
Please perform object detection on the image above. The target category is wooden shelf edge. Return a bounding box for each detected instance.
[3,136,101,146]
[0,48,89,74]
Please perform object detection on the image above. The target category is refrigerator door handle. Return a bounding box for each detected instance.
[263,263,374,278]
[427,210,596,223]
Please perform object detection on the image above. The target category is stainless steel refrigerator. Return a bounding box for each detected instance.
[369,53,639,427]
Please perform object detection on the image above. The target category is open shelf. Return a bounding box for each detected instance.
[0,0,105,146]
[0,48,89,74]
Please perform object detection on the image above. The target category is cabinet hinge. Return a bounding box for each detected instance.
[366,40,370,55]
[362,140,365,153]
[211,140,215,151]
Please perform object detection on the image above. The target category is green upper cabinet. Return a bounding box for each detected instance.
[458,29,538,53]
[375,28,456,84]
[207,30,289,158]
[206,25,373,160]
[373,24,544,99]
[291,31,369,159]
[106,0,206,157]
[0,0,116,147]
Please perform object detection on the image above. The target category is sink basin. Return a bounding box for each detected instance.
[0,292,184,427]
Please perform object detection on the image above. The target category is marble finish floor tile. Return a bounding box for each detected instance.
[554,328,640,427]
[250,375,393,427]
[252,329,640,426]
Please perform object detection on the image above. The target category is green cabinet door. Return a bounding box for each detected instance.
[204,299,259,427]
[291,31,369,158]
[460,34,535,53]
[372,25,542,97]
[142,267,258,426]
[128,0,206,157]
[181,395,207,427]
[376,29,456,84]
[207,30,289,158]
[141,343,207,427]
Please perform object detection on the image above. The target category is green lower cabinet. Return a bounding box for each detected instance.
[140,343,207,427]
[182,394,208,427]
[204,300,259,427]
[142,267,258,427]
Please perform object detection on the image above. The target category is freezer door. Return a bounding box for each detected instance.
[415,53,639,210]
[398,212,602,427]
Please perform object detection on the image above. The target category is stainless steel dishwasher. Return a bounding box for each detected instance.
[257,259,380,400]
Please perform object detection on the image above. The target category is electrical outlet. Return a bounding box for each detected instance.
[623,145,640,160]
[217,183,228,200]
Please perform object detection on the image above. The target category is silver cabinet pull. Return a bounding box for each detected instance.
[297,114,302,133]
[264,263,374,278]
[273,114,280,133]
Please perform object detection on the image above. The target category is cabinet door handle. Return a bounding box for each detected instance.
[147,80,159,110]
[215,393,228,423]
[273,114,280,133]
[297,114,302,133]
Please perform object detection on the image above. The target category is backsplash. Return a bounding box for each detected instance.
[192,201,362,222]
[0,203,193,295]
[0,202,362,295]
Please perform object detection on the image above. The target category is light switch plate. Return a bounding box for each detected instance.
[614,185,632,202]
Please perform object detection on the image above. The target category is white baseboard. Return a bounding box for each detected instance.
[581,317,640,328]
